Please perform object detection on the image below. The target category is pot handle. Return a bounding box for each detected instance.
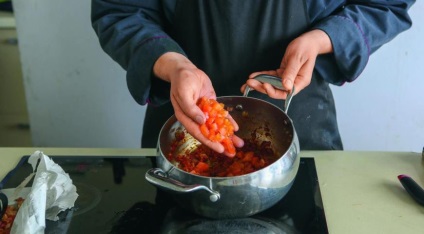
[0,192,7,220]
[145,168,220,202]
[243,74,295,113]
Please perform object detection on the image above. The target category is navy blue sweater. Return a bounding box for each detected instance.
[91,0,414,106]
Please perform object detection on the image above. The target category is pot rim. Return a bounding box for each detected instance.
[158,148,298,180]
[157,95,298,180]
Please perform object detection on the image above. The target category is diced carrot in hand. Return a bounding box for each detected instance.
[222,138,236,156]
[197,97,236,155]
[200,124,209,137]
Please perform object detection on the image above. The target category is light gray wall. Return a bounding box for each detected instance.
[13,0,145,148]
[13,0,423,151]
[331,2,424,152]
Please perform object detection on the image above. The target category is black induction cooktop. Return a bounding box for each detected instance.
[0,156,328,234]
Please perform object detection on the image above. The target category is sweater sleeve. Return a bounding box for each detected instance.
[311,0,415,85]
[91,0,184,105]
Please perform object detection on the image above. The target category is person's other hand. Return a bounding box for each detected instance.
[154,52,243,156]
[241,29,333,98]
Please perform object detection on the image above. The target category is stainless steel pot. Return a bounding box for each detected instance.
[0,192,7,220]
[145,75,300,219]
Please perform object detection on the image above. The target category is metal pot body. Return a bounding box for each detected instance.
[146,96,300,219]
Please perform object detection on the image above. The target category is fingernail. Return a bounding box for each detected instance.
[195,115,204,124]
[284,79,292,87]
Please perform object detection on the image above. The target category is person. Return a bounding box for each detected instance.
[91,0,414,154]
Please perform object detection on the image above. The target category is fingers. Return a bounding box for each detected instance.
[244,78,267,94]
[172,72,217,126]
[243,71,276,93]
[178,97,206,125]
[280,61,298,91]
[232,135,244,148]
[279,34,321,93]
[165,60,239,157]
[220,134,244,157]
[226,114,239,132]
[244,73,291,99]
[172,89,240,157]
[281,58,315,94]
[245,70,280,93]
[245,51,316,98]
[173,99,226,154]
[248,70,278,79]
[169,67,247,157]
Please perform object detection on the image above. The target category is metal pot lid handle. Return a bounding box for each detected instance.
[243,74,295,113]
[145,168,220,202]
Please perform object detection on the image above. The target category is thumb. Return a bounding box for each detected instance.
[171,92,206,126]
[281,61,300,91]
[181,100,206,125]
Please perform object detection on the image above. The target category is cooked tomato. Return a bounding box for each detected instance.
[168,133,278,177]
[0,198,25,234]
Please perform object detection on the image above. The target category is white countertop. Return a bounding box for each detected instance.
[1,147,423,233]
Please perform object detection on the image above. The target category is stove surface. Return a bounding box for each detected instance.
[1,156,327,234]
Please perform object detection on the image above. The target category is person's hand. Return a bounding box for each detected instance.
[241,29,333,98]
[154,52,243,156]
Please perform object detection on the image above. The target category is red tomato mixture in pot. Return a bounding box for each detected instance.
[167,132,279,177]
[0,197,25,234]
[167,135,279,177]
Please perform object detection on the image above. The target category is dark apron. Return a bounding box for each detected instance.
[142,0,343,150]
